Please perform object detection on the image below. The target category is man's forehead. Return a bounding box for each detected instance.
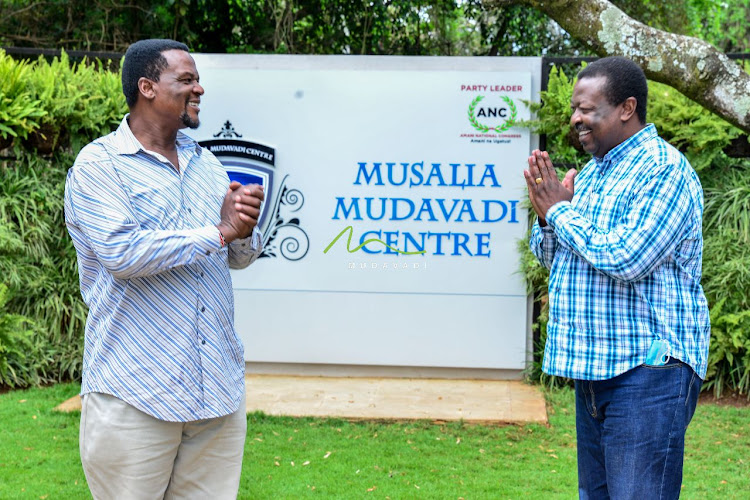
[575,75,608,91]
[162,49,197,71]
[573,76,607,98]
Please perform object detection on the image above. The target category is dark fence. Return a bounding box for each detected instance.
[2,46,122,61]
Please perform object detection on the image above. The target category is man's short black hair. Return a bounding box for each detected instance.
[577,56,648,124]
[122,39,190,108]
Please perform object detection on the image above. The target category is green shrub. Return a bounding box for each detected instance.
[0,49,46,149]
[0,283,44,388]
[22,52,127,154]
[523,66,585,167]
[0,51,125,388]
[0,154,86,386]
[523,63,750,396]
[649,81,743,171]
[705,299,750,396]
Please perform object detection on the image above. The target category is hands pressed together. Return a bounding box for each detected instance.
[217,181,265,244]
[523,150,577,227]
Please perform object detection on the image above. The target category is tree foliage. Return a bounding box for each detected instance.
[0,0,606,56]
[2,0,750,58]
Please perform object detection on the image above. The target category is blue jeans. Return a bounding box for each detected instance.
[575,359,701,500]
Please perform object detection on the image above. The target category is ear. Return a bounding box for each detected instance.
[137,77,157,102]
[620,96,637,123]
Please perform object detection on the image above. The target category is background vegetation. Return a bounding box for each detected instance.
[0,49,127,387]
[1,0,749,396]
[3,0,750,57]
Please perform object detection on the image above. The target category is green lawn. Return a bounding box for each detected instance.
[0,383,747,499]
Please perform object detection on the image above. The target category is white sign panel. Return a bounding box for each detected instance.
[186,55,541,371]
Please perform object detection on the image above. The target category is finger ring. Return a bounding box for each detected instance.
[535,177,543,185]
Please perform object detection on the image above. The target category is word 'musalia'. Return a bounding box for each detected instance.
[353,161,500,189]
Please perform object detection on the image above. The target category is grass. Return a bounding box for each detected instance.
[0,384,747,499]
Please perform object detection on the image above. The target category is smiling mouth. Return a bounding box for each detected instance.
[578,129,591,139]
[187,102,200,112]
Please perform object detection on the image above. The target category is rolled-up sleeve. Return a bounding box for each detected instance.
[228,226,263,269]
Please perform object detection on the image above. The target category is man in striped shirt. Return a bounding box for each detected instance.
[65,39,264,499]
[525,57,710,498]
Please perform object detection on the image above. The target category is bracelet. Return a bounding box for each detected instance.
[218,228,227,247]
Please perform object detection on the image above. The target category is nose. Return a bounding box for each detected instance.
[194,82,205,95]
[570,109,581,128]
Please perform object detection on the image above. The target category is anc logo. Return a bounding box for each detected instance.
[467,95,517,133]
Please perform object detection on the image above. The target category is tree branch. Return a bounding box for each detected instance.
[486,0,750,134]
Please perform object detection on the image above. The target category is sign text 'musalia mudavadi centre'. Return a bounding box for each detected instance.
[330,160,519,257]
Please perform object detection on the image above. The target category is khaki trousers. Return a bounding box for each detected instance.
[80,392,247,500]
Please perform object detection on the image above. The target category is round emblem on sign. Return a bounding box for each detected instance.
[467,95,518,133]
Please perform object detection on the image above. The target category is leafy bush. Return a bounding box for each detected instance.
[524,63,750,396]
[22,53,127,154]
[705,299,750,396]
[0,50,46,148]
[0,155,86,385]
[649,81,742,171]
[0,283,44,388]
[0,51,125,388]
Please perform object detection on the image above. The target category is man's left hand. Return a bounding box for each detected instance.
[228,181,265,239]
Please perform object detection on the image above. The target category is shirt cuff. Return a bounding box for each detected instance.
[230,226,261,250]
[195,226,223,255]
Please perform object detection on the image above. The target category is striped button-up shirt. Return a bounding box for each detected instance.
[65,116,261,421]
[530,124,710,380]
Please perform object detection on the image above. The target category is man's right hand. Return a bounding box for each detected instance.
[217,182,265,244]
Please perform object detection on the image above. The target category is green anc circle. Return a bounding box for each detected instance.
[467,95,517,134]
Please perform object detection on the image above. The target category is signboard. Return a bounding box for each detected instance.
[186,55,541,373]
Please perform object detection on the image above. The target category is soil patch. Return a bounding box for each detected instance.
[699,390,750,408]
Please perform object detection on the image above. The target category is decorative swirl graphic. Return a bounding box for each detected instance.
[324,226,426,255]
[260,175,309,261]
[275,223,310,261]
[281,187,303,212]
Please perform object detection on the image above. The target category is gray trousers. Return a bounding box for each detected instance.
[80,392,247,500]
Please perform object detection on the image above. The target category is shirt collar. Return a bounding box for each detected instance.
[112,114,203,157]
[593,123,656,168]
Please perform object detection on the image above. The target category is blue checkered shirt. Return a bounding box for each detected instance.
[530,124,710,380]
[65,116,261,421]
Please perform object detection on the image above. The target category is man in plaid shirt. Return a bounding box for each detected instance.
[526,57,710,499]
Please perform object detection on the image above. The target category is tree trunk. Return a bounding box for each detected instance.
[486,0,750,134]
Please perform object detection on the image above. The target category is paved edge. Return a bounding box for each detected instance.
[55,376,548,424]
